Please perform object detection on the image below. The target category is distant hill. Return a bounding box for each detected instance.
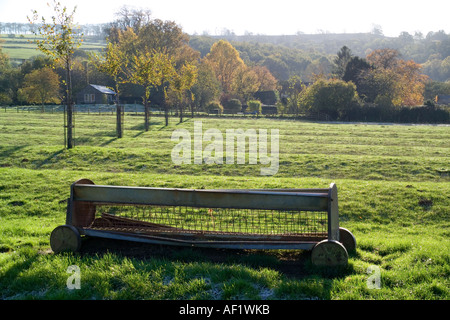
[190,31,450,82]
[197,32,388,56]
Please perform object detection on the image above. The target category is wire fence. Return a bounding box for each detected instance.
[0,104,226,118]
[0,104,262,119]
[2,104,147,115]
[90,204,328,238]
[1,104,342,121]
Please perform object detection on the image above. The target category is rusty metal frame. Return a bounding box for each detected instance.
[64,179,340,250]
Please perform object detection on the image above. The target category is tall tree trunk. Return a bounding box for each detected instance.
[161,85,169,126]
[165,105,169,126]
[115,87,122,138]
[116,104,123,138]
[66,59,73,149]
[144,98,149,132]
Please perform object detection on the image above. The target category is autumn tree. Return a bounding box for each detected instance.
[28,0,83,149]
[137,19,190,58]
[393,59,429,106]
[285,76,306,116]
[203,40,278,104]
[128,48,176,130]
[0,40,8,69]
[0,41,13,105]
[204,40,245,95]
[191,62,221,112]
[231,67,260,102]
[91,41,127,138]
[22,67,61,110]
[108,8,198,127]
[358,67,397,104]
[168,62,198,123]
[252,66,278,92]
[230,65,278,102]
[366,49,400,70]
[362,49,429,106]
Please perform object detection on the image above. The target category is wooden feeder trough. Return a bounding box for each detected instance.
[50,179,356,267]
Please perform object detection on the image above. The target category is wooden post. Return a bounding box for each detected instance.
[327,183,340,241]
[144,97,149,131]
[116,103,123,138]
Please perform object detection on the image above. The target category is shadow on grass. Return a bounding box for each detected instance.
[100,137,118,146]
[0,248,39,294]
[0,146,27,166]
[77,237,354,282]
[130,120,164,132]
[35,148,65,169]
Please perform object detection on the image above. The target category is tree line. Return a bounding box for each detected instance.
[277,45,449,123]
[0,21,108,40]
[0,3,449,141]
[198,29,450,83]
[3,20,450,83]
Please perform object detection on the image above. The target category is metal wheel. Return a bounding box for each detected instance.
[339,227,357,253]
[311,240,348,267]
[50,225,81,253]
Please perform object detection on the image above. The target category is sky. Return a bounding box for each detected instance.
[0,0,448,37]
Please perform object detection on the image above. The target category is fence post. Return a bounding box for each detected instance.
[327,183,340,241]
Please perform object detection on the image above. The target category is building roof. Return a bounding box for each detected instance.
[90,84,116,95]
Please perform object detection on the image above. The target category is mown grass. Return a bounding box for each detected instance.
[1,34,105,60]
[0,111,449,300]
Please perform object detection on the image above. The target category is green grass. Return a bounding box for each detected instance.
[0,110,449,300]
[1,34,105,60]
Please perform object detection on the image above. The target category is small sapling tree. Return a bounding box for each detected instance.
[28,0,83,149]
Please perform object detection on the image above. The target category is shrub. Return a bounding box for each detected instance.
[339,103,450,123]
[299,79,359,120]
[254,91,278,105]
[223,99,242,114]
[247,100,262,114]
[206,101,223,114]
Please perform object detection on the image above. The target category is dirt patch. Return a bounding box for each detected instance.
[418,198,433,208]
[9,201,25,206]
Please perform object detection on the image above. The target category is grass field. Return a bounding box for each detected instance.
[0,110,449,301]
[0,34,105,61]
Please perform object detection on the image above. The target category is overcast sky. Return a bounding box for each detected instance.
[0,0,448,37]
